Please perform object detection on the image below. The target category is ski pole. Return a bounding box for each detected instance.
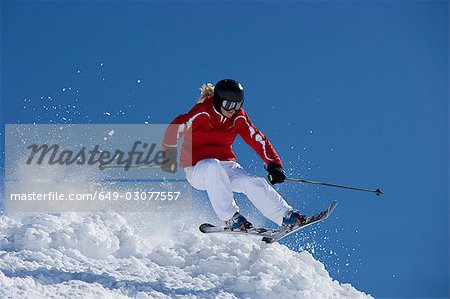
[98,164,160,171]
[286,177,383,196]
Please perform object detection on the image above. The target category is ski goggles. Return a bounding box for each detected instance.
[221,99,243,111]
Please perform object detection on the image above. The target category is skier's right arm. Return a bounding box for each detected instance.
[161,104,209,173]
[162,104,208,150]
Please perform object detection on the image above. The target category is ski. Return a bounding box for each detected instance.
[199,223,281,238]
[199,200,338,244]
[263,200,338,243]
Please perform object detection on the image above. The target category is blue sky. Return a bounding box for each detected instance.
[1,1,449,297]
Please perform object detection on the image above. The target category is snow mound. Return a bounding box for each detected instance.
[0,212,372,298]
[0,213,141,259]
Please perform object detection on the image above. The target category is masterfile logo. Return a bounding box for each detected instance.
[5,124,192,212]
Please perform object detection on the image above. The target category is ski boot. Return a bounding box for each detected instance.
[225,212,253,230]
[282,210,307,227]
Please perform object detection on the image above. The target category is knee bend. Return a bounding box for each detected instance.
[239,176,270,195]
[248,176,269,189]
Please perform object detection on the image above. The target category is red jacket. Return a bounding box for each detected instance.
[162,96,282,168]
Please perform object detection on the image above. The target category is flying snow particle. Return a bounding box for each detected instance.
[108,130,115,136]
[103,112,111,116]
[137,79,141,84]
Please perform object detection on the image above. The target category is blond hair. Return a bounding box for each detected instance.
[197,83,214,103]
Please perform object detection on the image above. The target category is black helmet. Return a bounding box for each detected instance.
[213,79,244,113]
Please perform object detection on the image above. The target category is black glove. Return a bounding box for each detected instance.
[266,162,286,185]
[161,148,178,174]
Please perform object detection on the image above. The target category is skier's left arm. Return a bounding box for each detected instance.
[236,111,286,184]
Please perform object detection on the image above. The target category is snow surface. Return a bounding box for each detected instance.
[0,210,372,299]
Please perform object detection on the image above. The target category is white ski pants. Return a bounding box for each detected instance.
[184,159,292,226]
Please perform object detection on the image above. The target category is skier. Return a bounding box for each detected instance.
[161,79,306,230]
